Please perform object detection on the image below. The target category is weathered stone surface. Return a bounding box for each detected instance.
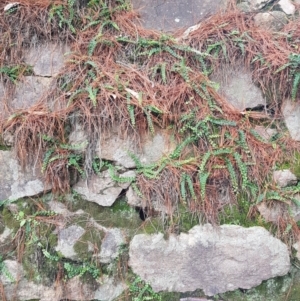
[254,11,288,31]
[68,122,88,153]
[1,260,125,301]
[211,63,265,111]
[237,2,252,12]
[94,275,127,301]
[55,225,85,260]
[256,202,287,223]
[24,43,70,77]
[98,129,175,169]
[283,100,300,141]
[293,241,300,261]
[131,0,227,32]
[11,76,52,110]
[279,0,295,14]
[99,228,125,263]
[273,169,297,187]
[129,224,290,296]
[0,150,48,201]
[247,0,273,10]
[73,170,135,206]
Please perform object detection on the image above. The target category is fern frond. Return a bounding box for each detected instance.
[292,72,300,100]
[186,174,196,199]
[199,151,211,173]
[180,173,187,201]
[225,158,238,193]
[199,172,210,199]
[42,148,55,172]
[233,152,248,190]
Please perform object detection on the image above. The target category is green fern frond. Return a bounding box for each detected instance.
[108,165,136,183]
[238,130,250,154]
[199,171,210,199]
[225,158,238,193]
[126,94,135,127]
[233,152,248,190]
[180,173,187,201]
[199,151,211,173]
[292,72,300,100]
[131,182,144,198]
[164,46,182,59]
[212,148,232,156]
[42,148,55,172]
[186,174,196,199]
[250,129,267,143]
[144,109,155,134]
[127,152,143,169]
[161,62,167,84]
[86,86,98,106]
[83,20,101,31]
[170,136,195,159]
[209,118,237,127]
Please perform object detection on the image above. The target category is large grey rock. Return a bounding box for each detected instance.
[247,0,273,10]
[211,63,265,111]
[131,0,228,32]
[55,225,85,260]
[73,170,135,206]
[129,224,290,296]
[99,228,125,263]
[283,100,300,141]
[98,129,175,169]
[24,43,70,77]
[0,150,49,201]
[279,0,295,14]
[254,11,288,31]
[11,76,52,110]
[273,169,297,187]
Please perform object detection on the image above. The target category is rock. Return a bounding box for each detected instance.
[237,2,252,12]
[0,227,13,253]
[24,43,70,77]
[254,11,288,31]
[256,202,287,223]
[0,150,49,201]
[131,0,228,32]
[283,100,300,141]
[55,225,85,260]
[247,0,273,10]
[1,261,124,301]
[68,122,88,154]
[273,170,297,187]
[98,129,175,169]
[129,224,290,296]
[99,228,125,263]
[279,0,295,14]
[73,170,135,206]
[94,275,127,301]
[11,76,52,110]
[211,63,265,111]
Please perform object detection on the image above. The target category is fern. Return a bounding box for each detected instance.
[225,158,238,193]
[199,151,211,173]
[212,148,232,156]
[127,94,136,127]
[233,152,248,190]
[108,165,136,183]
[42,148,55,172]
[199,172,210,199]
[186,174,196,200]
[164,46,182,59]
[0,256,15,282]
[209,118,236,127]
[144,109,155,134]
[131,182,144,198]
[86,86,98,106]
[170,136,195,159]
[238,130,250,155]
[250,129,267,143]
[292,72,300,100]
[88,38,99,56]
[180,173,187,201]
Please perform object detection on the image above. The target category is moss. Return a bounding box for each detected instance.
[73,228,103,261]
[2,207,20,230]
[137,217,164,234]
[160,292,181,301]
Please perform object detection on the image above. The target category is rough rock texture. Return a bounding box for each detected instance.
[254,11,288,31]
[129,224,290,296]
[279,0,295,14]
[99,228,125,263]
[273,169,297,187]
[247,0,273,10]
[55,225,85,260]
[283,100,300,141]
[98,129,175,168]
[131,0,227,32]
[73,170,135,206]
[294,241,300,261]
[1,261,125,301]
[211,63,265,111]
[11,76,52,110]
[24,43,70,77]
[0,150,49,201]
